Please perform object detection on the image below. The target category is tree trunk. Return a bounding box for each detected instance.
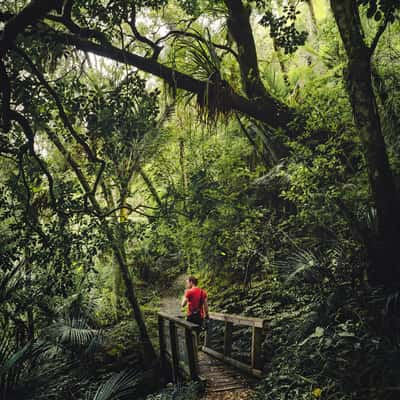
[46,129,157,365]
[106,227,157,366]
[330,0,400,287]
[178,138,188,209]
[138,166,163,208]
[114,198,129,319]
[101,182,124,319]
[224,0,266,99]
[24,246,35,340]
[305,0,318,37]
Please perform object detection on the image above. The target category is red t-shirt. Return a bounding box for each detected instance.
[185,287,207,318]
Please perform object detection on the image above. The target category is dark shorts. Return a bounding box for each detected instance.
[187,313,203,329]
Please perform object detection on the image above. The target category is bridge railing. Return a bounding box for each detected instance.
[158,312,199,383]
[158,311,267,382]
[203,312,266,378]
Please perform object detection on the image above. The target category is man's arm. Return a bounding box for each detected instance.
[203,297,209,318]
[181,294,187,308]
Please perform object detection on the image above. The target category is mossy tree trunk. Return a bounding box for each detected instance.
[331,0,400,287]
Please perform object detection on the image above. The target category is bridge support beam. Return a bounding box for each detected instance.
[223,322,233,357]
[169,321,179,383]
[251,326,263,370]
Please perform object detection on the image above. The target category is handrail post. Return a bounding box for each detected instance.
[158,315,167,379]
[169,321,179,383]
[204,319,212,348]
[223,321,233,357]
[185,327,198,380]
[251,326,263,370]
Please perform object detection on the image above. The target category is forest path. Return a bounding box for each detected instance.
[160,273,186,315]
[159,274,255,400]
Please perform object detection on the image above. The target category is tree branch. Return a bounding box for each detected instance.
[2,8,298,131]
[0,60,11,131]
[138,165,163,208]
[45,2,110,46]
[10,110,58,213]
[155,30,239,61]
[369,17,389,57]
[16,48,106,198]
[0,0,63,57]
[128,4,161,59]
[45,30,296,130]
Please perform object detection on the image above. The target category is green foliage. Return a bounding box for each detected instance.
[1,0,400,398]
[48,315,103,353]
[89,370,142,400]
[145,382,201,400]
[255,286,400,400]
[259,3,308,54]
[359,0,400,22]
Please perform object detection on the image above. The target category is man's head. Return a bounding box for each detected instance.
[186,276,198,288]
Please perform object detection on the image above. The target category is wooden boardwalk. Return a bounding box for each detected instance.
[198,351,255,399]
[158,311,265,400]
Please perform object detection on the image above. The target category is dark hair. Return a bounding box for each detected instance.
[188,276,198,285]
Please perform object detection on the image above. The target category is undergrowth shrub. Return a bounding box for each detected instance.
[145,382,201,400]
[255,285,400,400]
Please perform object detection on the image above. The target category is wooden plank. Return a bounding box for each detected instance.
[185,327,198,380]
[209,312,266,328]
[223,322,233,357]
[158,312,199,330]
[202,347,263,379]
[251,327,263,370]
[206,377,244,382]
[169,321,180,383]
[208,386,248,392]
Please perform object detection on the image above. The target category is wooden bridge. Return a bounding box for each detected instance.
[158,311,266,397]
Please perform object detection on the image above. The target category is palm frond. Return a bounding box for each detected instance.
[49,315,103,350]
[0,332,51,399]
[157,102,176,128]
[262,65,291,99]
[89,370,141,400]
[0,263,20,304]
[170,28,234,121]
[274,249,323,284]
[174,31,221,81]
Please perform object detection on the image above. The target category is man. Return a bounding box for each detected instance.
[181,276,209,327]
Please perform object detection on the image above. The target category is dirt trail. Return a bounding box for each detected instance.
[160,273,187,316]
